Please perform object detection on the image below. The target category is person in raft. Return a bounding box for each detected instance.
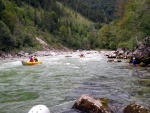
[34,55,38,62]
[29,56,34,62]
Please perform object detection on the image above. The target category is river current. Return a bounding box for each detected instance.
[0,51,149,113]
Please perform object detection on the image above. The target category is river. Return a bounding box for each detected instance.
[0,51,149,113]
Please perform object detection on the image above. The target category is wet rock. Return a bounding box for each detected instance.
[107,51,116,58]
[107,59,122,62]
[72,94,112,113]
[113,37,150,66]
[123,103,150,113]
[115,48,125,59]
[126,52,133,58]
[116,55,124,59]
[114,59,122,62]
[107,59,114,62]
[133,38,150,66]
[107,55,116,58]
[140,62,146,67]
[101,51,116,58]
[123,50,132,59]
[115,48,123,54]
[65,55,72,57]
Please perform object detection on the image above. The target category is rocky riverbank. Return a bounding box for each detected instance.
[1,40,149,67]
[101,43,150,67]
[71,94,150,113]
[0,49,73,60]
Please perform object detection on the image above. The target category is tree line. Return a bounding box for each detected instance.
[57,0,117,23]
[0,0,96,53]
[97,0,150,50]
[0,0,149,54]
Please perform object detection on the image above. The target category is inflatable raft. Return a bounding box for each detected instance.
[79,54,85,58]
[21,61,42,65]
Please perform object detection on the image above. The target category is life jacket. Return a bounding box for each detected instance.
[30,57,34,62]
[132,59,136,65]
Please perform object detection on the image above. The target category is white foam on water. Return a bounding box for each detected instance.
[79,53,104,62]
[0,60,22,70]
[49,100,76,113]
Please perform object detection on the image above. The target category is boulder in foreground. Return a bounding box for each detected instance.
[124,103,150,113]
[72,94,150,113]
[72,94,112,113]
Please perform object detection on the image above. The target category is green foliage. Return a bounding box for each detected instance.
[59,25,67,37]
[57,0,117,23]
[0,0,149,53]
[0,0,99,52]
[98,24,110,49]
[0,21,15,51]
[97,0,150,50]
[0,0,5,19]
[138,1,150,36]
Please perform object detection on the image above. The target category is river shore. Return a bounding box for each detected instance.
[0,49,116,60]
[0,50,71,60]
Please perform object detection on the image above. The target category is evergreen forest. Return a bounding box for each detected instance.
[0,0,149,53]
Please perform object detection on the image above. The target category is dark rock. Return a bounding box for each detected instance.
[72,94,112,113]
[107,59,122,62]
[107,59,114,62]
[133,42,150,66]
[65,56,72,57]
[123,103,150,113]
[140,62,146,67]
[114,59,122,62]
[107,55,116,58]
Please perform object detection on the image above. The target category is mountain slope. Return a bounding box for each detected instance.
[0,0,149,53]
[57,0,117,23]
[0,0,96,53]
[97,0,150,49]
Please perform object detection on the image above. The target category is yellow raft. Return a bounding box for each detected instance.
[21,61,42,65]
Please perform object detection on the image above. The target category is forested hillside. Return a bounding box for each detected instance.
[0,0,149,54]
[57,0,117,23]
[97,0,150,50]
[0,0,96,53]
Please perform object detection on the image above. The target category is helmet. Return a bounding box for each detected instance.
[28,105,50,113]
